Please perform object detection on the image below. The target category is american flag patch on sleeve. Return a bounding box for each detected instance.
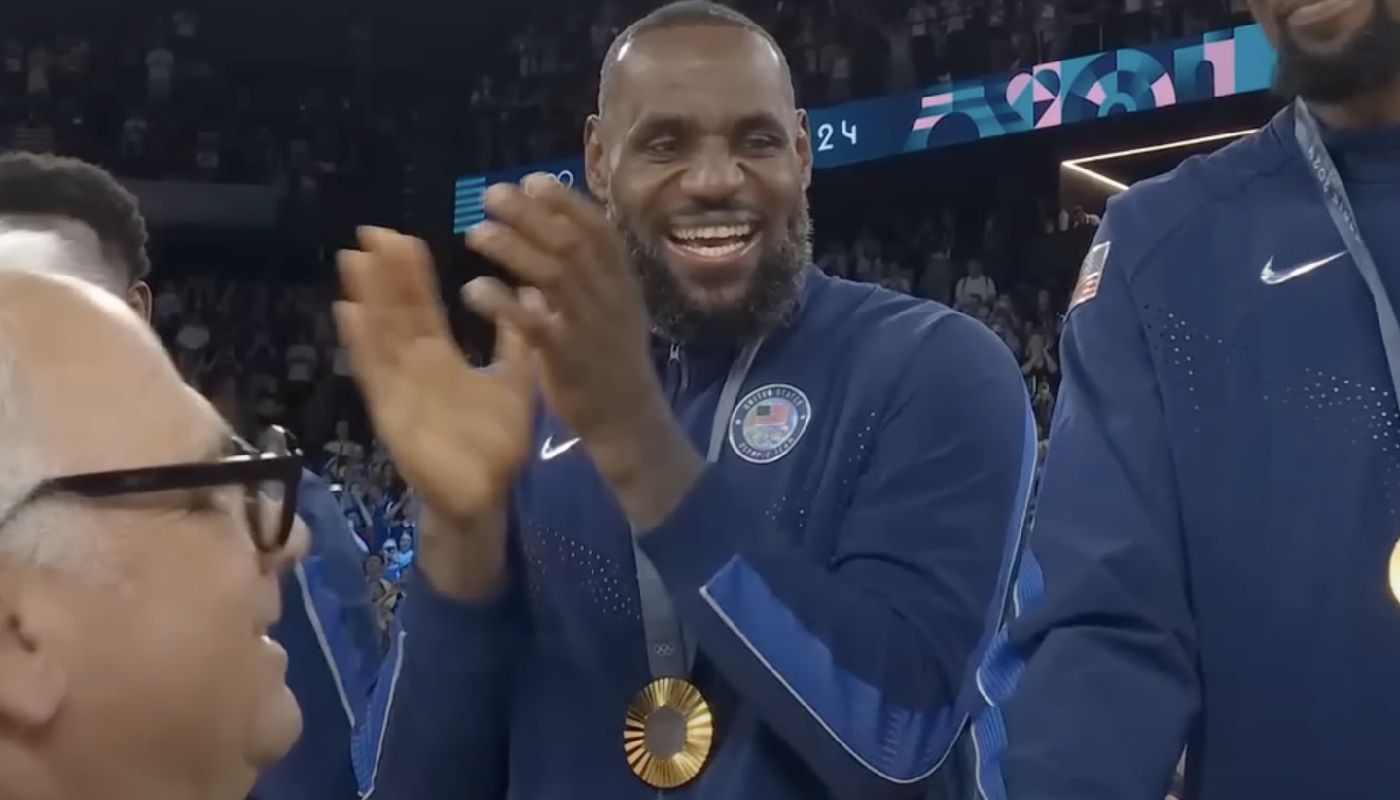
[1069,241,1111,312]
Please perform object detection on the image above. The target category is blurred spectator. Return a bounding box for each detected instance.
[991,293,1023,333]
[1070,205,1102,229]
[285,328,319,417]
[121,108,148,162]
[916,248,954,303]
[955,258,997,307]
[2,41,23,88]
[1021,330,1060,392]
[380,538,407,581]
[989,294,1025,355]
[26,45,50,98]
[175,311,211,379]
[324,419,366,477]
[1031,287,1057,330]
[146,40,174,105]
[1032,375,1055,433]
[194,129,221,178]
[173,9,200,41]
[364,553,402,648]
[153,280,181,332]
[819,32,852,102]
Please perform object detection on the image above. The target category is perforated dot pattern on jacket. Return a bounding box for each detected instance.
[1140,305,1246,429]
[1272,366,1400,509]
[1140,304,1400,514]
[519,523,640,622]
[834,411,879,500]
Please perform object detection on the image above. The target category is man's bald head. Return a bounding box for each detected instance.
[0,271,306,800]
[0,270,205,566]
[597,0,795,114]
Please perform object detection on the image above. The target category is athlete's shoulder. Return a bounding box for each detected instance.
[805,269,962,340]
[802,270,1020,388]
[1102,106,1297,281]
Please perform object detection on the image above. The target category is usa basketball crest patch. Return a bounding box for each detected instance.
[729,384,811,465]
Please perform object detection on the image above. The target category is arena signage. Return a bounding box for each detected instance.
[454,23,1276,232]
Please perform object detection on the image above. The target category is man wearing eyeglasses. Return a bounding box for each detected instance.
[0,152,381,800]
[0,269,309,799]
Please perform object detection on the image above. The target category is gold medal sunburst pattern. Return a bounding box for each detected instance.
[1389,536,1400,608]
[623,677,714,789]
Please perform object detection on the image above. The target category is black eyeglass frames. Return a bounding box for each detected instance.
[0,425,304,553]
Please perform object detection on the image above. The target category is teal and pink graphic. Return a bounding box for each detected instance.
[909,24,1277,149]
[454,25,1280,232]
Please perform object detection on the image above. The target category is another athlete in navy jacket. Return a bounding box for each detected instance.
[973,1,1400,798]
[332,3,1034,799]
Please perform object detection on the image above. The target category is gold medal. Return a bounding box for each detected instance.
[1389,535,1400,607]
[623,677,714,789]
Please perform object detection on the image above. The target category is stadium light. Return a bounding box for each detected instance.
[1061,161,1132,193]
[1061,128,1260,194]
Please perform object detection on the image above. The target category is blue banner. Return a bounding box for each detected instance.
[454,23,1277,232]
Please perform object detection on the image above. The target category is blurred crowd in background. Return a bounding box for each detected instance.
[3,0,1252,175]
[463,0,1251,170]
[0,0,1244,633]
[0,13,405,188]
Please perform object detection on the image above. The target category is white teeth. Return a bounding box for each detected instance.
[667,222,756,260]
[675,240,747,258]
[670,223,753,241]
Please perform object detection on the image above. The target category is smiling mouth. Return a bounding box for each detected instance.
[666,222,760,262]
[1286,0,1364,26]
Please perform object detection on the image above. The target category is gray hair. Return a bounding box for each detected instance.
[0,288,90,569]
[0,223,127,563]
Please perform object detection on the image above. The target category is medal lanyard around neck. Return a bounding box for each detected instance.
[631,338,764,680]
[1294,100,1400,401]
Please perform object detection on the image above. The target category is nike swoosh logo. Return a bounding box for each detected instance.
[1260,251,1347,285]
[540,436,581,461]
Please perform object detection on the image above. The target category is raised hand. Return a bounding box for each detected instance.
[462,175,703,530]
[334,227,534,537]
[462,174,665,480]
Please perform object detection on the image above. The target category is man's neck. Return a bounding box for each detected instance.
[1311,75,1400,128]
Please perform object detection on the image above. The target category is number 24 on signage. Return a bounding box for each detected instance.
[816,120,858,152]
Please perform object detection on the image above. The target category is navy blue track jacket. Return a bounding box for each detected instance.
[352,268,1036,799]
[252,470,383,800]
[974,106,1400,799]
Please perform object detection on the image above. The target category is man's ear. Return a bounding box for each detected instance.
[0,575,66,731]
[584,114,610,205]
[125,280,152,324]
[794,109,813,191]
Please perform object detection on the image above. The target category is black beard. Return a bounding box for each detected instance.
[612,201,813,344]
[1273,1,1400,104]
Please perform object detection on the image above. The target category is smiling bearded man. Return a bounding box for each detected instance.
[336,2,1034,799]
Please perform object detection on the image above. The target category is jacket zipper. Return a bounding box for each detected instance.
[664,341,689,404]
